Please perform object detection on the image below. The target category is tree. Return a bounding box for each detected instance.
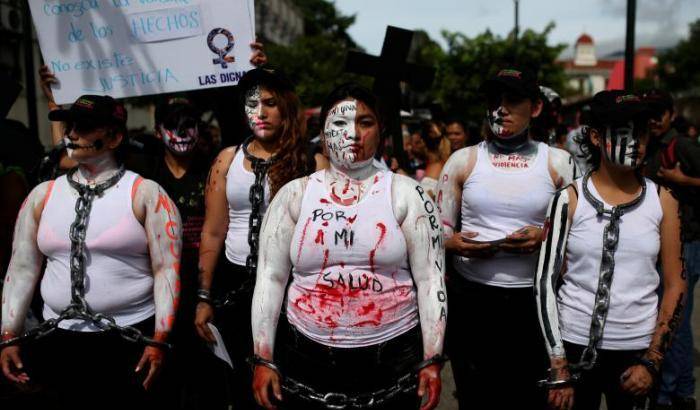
[265,0,369,107]
[430,23,567,122]
[658,19,700,93]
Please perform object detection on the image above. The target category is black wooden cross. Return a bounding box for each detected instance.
[345,26,435,169]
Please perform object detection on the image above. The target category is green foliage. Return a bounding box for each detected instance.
[266,36,370,108]
[658,19,700,92]
[270,0,567,119]
[265,0,369,107]
[432,23,567,120]
[292,0,357,47]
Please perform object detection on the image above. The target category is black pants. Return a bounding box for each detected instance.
[278,321,423,410]
[153,252,232,410]
[212,257,259,410]
[446,275,549,410]
[565,342,651,410]
[14,317,155,410]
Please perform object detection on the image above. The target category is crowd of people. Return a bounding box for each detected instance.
[0,42,699,410]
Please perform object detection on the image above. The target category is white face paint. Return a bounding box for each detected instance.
[160,125,199,155]
[487,107,528,139]
[62,136,104,159]
[603,122,640,168]
[244,85,263,134]
[323,100,373,170]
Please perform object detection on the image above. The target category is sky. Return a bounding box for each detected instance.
[334,0,700,58]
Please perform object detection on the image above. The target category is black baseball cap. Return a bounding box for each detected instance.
[238,68,294,96]
[590,90,652,126]
[481,68,540,100]
[643,88,674,115]
[49,95,127,126]
[154,97,200,126]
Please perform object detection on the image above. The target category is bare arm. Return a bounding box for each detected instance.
[435,148,470,239]
[435,147,493,257]
[132,179,182,389]
[251,178,304,359]
[1,182,51,339]
[657,164,700,187]
[394,175,447,358]
[195,147,235,341]
[394,174,447,410]
[644,187,687,367]
[548,147,578,188]
[535,187,577,361]
[133,180,182,341]
[1,182,51,383]
[251,179,304,409]
[38,65,75,169]
[534,186,577,410]
[198,147,235,290]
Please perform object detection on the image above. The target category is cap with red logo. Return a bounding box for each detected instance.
[590,90,651,125]
[49,95,127,127]
[481,68,540,100]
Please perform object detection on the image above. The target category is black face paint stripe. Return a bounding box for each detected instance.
[608,130,617,162]
[552,203,569,291]
[539,191,562,348]
[618,136,627,165]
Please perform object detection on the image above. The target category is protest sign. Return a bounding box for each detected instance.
[29,0,256,104]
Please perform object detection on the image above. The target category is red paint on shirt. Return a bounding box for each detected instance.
[369,223,387,273]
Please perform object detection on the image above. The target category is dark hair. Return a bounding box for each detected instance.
[257,85,311,198]
[320,83,384,136]
[578,125,600,169]
[420,120,443,151]
[445,117,467,131]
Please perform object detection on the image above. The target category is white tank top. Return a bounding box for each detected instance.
[286,170,419,348]
[37,171,154,332]
[224,148,270,266]
[454,141,556,287]
[558,177,662,350]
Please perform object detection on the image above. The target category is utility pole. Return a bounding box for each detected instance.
[514,0,520,42]
[624,0,636,92]
[512,0,520,64]
[22,1,38,139]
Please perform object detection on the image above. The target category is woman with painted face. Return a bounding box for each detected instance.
[125,97,230,408]
[436,68,577,409]
[195,69,318,409]
[0,95,181,409]
[414,120,450,199]
[535,91,686,410]
[250,83,447,410]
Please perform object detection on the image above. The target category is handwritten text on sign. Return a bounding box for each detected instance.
[29,0,255,104]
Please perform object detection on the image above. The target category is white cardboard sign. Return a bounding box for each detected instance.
[29,0,256,104]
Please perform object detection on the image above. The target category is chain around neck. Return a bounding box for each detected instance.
[67,165,126,196]
[241,136,279,167]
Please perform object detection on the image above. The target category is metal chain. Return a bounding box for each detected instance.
[216,136,278,307]
[1,166,169,350]
[266,355,446,409]
[570,171,647,372]
[282,373,418,410]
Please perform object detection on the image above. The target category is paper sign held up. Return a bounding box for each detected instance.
[29,0,256,104]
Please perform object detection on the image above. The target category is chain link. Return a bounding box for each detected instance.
[1,167,169,350]
[570,171,647,372]
[216,137,278,307]
[282,373,418,409]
